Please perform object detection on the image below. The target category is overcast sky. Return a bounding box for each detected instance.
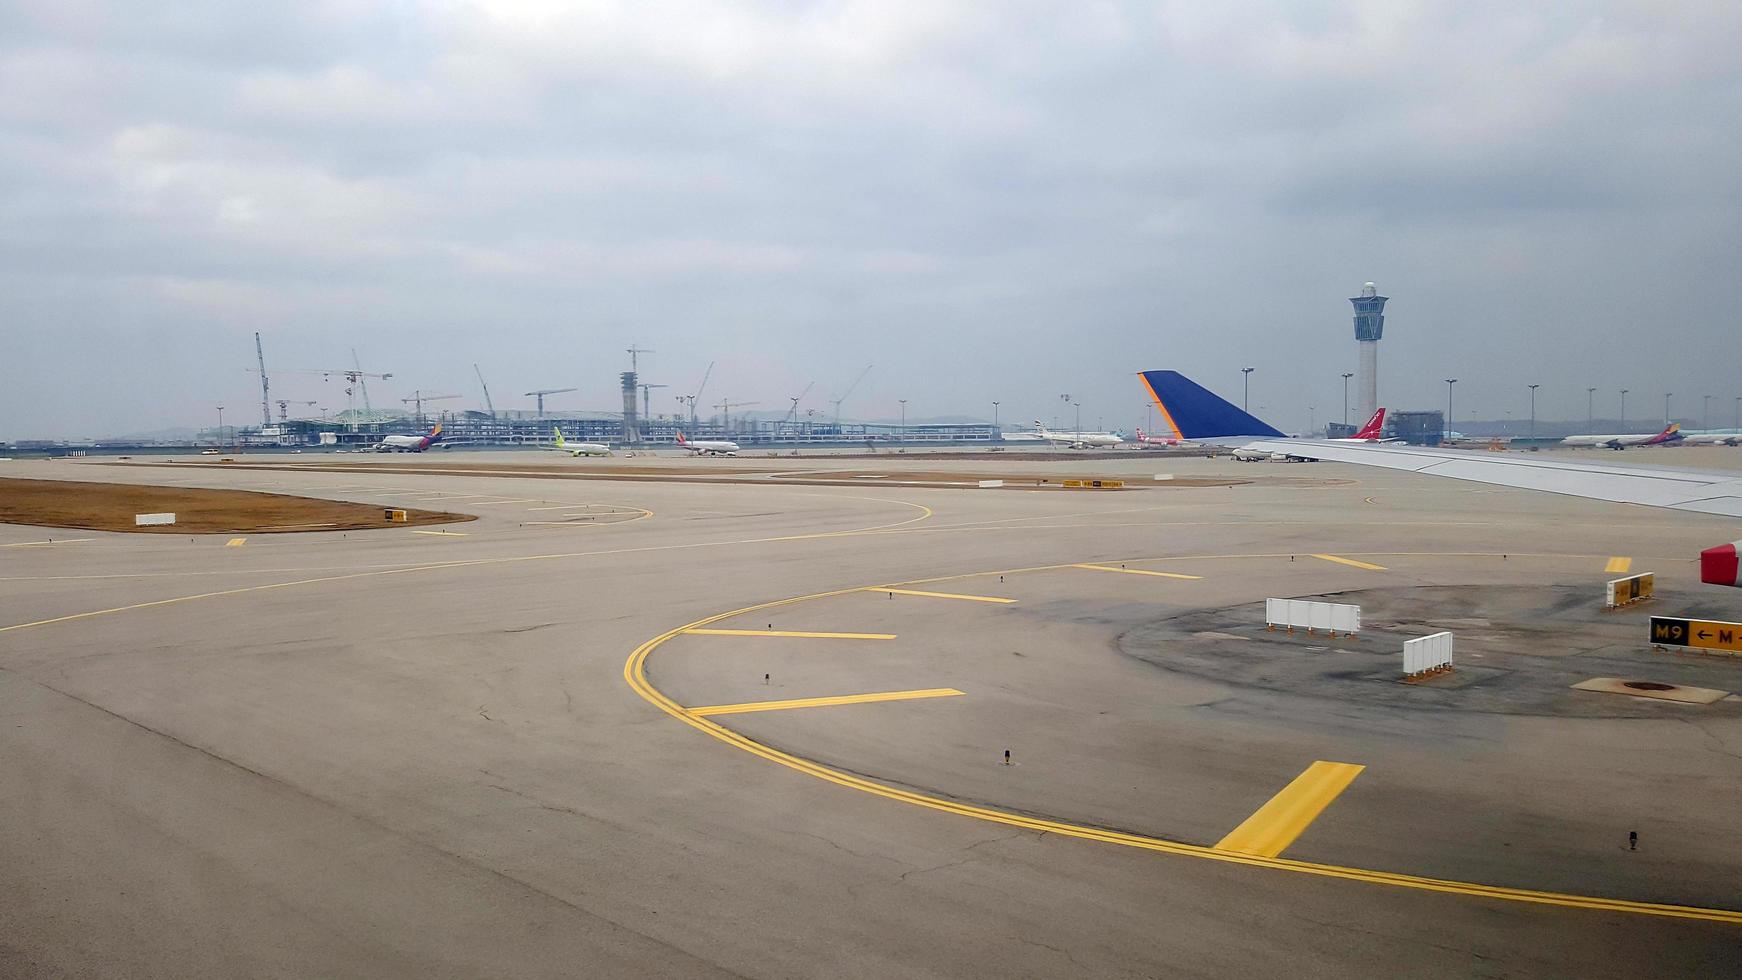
[3,1,1740,439]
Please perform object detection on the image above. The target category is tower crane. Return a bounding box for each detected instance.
[831,364,873,424]
[680,361,714,428]
[785,381,815,426]
[525,387,578,416]
[400,391,461,423]
[275,399,319,422]
[715,399,760,436]
[474,364,496,418]
[639,383,669,421]
[244,363,392,432]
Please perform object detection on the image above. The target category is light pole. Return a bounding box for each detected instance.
[1704,395,1712,431]
[1620,389,1629,431]
[1145,402,1153,435]
[1587,387,1596,434]
[216,405,225,446]
[1736,396,1741,435]
[1443,379,1457,443]
[898,399,907,443]
[1242,367,1255,412]
[991,401,999,432]
[1665,392,1673,426]
[1528,384,1539,442]
[1061,394,1078,435]
[1340,373,1353,425]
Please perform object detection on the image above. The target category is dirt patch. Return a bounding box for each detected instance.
[0,478,475,534]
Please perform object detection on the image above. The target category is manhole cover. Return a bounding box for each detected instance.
[1624,681,1675,691]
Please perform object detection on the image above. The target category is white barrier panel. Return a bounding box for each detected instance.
[1403,632,1454,675]
[1605,572,1654,608]
[134,512,176,526]
[1265,598,1361,634]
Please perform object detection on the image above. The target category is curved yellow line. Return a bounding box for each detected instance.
[623,569,1742,924]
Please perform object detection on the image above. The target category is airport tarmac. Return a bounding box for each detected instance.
[3,450,1741,978]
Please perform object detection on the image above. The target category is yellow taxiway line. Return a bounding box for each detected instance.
[689,688,963,717]
[1,538,94,548]
[1071,563,1202,580]
[1311,554,1388,571]
[871,588,1016,604]
[225,538,246,547]
[1215,761,1365,857]
[1605,556,1633,574]
[624,578,1742,924]
[682,628,897,640]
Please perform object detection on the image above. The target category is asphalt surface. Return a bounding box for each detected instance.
[3,448,1741,978]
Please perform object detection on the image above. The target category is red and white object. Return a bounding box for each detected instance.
[1702,541,1742,587]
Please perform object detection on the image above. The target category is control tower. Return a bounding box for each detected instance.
[1349,282,1388,421]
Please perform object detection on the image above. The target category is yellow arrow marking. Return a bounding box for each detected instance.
[1606,556,1633,574]
[225,538,246,548]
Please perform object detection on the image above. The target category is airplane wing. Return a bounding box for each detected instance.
[1139,370,1742,520]
[1236,438,1742,519]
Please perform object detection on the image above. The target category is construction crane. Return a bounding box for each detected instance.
[785,381,815,426]
[639,383,669,422]
[831,364,873,423]
[275,399,318,422]
[255,332,271,426]
[680,361,714,428]
[245,363,392,432]
[626,344,654,375]
[715,399,759,436]
[400,391,461,423]
[525,387,578,416]
[474,364,496,418]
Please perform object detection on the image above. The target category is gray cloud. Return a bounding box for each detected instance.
[3,1,1741,438]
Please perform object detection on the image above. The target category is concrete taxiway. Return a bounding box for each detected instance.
[2,450,1740,978]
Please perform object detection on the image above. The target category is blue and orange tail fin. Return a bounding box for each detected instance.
[1137,371,1285,439]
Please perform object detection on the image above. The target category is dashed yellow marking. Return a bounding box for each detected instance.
[1310,554,1387,571]
[871,588,1016,604]
[1606,556,1633,574]
[1215,761,1366,857]
[682,628,896,640]
[1072,563,1202,580]
[413,529,467,537]
[690,688,963,717]
[225,538,246,548]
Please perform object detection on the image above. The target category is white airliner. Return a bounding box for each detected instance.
[676,432,740,456]
[373,423,444,452]
[544,427,611,456]
[1682,432,1742,446]
[1140,370,1742,588]
[1560,423,1682,450]
[1032,420,1123,449]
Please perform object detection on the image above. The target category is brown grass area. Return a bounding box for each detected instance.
[0,479,476,534]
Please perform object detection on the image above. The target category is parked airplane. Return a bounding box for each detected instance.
[544,427,611,457]
[1032,421,1123,449]
[1681,433,1741,446]
[374,423,444,452]
[1339,407,1391,443]
[676,431,740,456]
[1138,369,1742,587]
[1132,428,1198,448]
[1228,408,1389,461]
[1560,423,1682,450]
